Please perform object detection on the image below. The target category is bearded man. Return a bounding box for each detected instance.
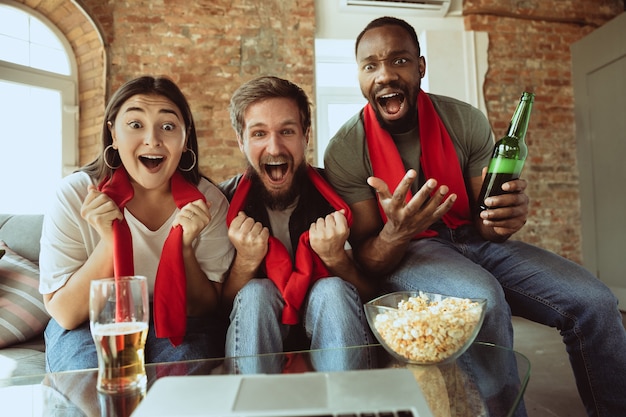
[219,76,377,373]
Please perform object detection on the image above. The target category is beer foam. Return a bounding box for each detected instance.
[93,321,148,336]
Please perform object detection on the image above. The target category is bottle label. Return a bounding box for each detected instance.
[487,158,524,176]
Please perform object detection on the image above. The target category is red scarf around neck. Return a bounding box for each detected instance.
[364,90,471,238]
[226,165,352,325]
[98,167,205,346]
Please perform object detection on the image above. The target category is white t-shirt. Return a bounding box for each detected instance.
[39,171,235,297]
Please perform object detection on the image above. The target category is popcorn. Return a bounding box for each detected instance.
[373,292,483,364]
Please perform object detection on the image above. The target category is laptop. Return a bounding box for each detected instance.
[131,368,435,417]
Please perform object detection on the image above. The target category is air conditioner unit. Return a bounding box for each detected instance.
[341,0,452,17]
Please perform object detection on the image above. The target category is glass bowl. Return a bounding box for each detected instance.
[365,291,487,365]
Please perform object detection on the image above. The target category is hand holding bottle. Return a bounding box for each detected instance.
[478,167,529,238]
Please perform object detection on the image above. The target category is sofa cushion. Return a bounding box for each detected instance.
[0,241,50,348]
[0,214,43,265]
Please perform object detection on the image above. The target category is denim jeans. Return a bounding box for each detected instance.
[225,277,375,374]
[44,312,226,372]
[385,224,626,417]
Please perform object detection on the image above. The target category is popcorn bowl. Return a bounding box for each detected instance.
[365,291,487,365]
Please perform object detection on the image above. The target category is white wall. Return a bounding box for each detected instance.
[315,0,465,39]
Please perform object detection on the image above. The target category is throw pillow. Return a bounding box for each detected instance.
[0,240,50,348]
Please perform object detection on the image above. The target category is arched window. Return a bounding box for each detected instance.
[0,2,78,214]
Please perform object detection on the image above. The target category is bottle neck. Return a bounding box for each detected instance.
[506,92,534,141]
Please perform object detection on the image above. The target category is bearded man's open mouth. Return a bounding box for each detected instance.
[264,161,289,181]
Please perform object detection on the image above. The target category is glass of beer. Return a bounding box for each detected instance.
[89,275,149,393]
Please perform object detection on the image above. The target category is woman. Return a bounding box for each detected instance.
[39,76,234,371]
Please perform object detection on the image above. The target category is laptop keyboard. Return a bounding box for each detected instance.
[299,411,415,417]
[340,412,415,417]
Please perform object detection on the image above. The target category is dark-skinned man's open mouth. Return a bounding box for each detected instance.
[378,92,405,115]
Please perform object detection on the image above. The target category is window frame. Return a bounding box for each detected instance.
[0,1,79,175]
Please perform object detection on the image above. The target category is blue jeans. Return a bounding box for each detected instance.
[386,224,626,417]
[225,277,375,373]
[45,312,226,372]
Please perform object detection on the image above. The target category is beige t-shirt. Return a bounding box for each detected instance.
[267,200,298,258]
[266,197,351,260]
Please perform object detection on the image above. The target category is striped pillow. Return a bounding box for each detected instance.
[0,241,50,348]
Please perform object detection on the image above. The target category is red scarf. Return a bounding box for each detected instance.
[98,167,205,346]
[226,166,352,325]
[364,90,471,238]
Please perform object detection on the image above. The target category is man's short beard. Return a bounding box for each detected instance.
[375,111,417,135]
[247,162,308,211]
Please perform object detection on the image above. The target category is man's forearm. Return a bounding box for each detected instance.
[221,254,259,310]
[354,228,412,276]
[322,251,378,301]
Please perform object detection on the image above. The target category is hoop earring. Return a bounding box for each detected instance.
[103,145,121,170]
[178,148,197,172]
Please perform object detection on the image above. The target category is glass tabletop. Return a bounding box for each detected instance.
[1,341,530,417]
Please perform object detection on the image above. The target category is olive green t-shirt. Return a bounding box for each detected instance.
[323,93,494,206]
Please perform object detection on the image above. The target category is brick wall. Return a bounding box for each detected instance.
[463,0,624,263]
[10,0,625,263]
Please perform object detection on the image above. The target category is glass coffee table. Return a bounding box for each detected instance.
[1,342,530,417]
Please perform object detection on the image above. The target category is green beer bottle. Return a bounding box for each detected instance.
[477,92,534,211]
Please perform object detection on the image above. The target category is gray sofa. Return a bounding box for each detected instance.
[0,214,47,377]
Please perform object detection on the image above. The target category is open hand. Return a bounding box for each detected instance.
[368,169,456,242]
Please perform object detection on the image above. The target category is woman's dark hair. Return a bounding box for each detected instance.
[355,16,421,56]
[81,75,201,184]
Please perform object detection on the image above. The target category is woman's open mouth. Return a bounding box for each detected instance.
[139,155,165,169]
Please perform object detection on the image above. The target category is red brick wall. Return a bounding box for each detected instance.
[463,0,624,263]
